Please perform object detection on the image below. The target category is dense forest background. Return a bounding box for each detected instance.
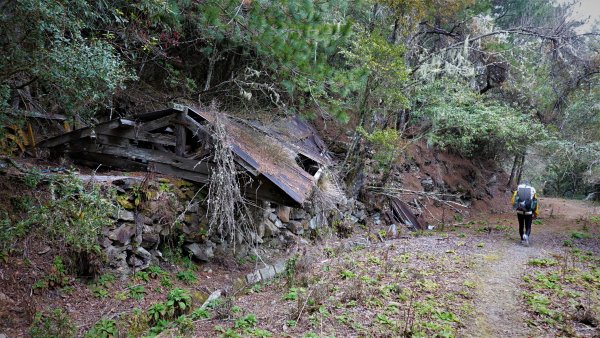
[1,0,599,197]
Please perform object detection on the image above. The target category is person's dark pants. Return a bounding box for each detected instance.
[517,213,532,239]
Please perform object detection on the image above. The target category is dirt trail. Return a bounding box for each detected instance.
[468,197,599,337]
[470,241,541,337]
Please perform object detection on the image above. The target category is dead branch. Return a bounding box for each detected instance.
[368,186,468,215]
[205,114,255,250]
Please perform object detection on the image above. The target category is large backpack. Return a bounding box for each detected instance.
[517,185,533,212]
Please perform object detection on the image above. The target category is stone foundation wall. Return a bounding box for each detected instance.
[100,177,365,276]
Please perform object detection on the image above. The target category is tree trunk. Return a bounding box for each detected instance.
[507,154,519,187]
[515,153,525,186]
[204,47,218,91]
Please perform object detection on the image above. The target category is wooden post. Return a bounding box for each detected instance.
[175,107,188,157]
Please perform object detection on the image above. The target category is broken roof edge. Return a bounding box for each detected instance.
[38,103,334,207]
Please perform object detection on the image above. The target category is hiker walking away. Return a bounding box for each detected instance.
[511,183,539,245]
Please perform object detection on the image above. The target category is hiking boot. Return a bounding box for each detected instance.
[523,234,529,246]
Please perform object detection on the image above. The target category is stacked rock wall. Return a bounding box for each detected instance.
[100,177,366,276]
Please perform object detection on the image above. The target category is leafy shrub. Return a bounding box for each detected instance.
[15,174,115,263]
[29,308,76,338]
[0,212,27,255]
[90,286,109,299]
[167,288,192,317]
[128,284,146,300]
[85,318,118,338]
[190,307,211,320]
[33,256,70,291]
[283,287,302,301]
[176,270,197,284]
[234,314,258,329]
[160,276,173,289]
[176,315,194,334]
[571,232,591,239]
[119,308,149,338]
[358,126,401,167]
[147,302,168,324]
[340,269,356,280]
[414,80,546,158]
[147,265,167,279]
[528,258,558,267]
[147,319,173,336]
[133,271,150,283]
[96,273,116,287]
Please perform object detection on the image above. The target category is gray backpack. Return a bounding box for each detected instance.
[517,186,533,211]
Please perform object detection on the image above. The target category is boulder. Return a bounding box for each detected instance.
[185,242,215,262]
[268,212,277,222]
[286,221,304,235]
[246,270,261,284]
[105,245,128,275]
[273,260,287,274]
[421,177,435,192]
[100,237,112,248]
[309,213,327,229]
[141,232,160,249]
[277,206,291,223]
[263,219,280,237]
[353,209,366,221]
[127,247,152,270]
[290,208,308,220]
[113,209,135,222]
[183,213,199,227]
[258,265,276,280]
[108,223,136,245]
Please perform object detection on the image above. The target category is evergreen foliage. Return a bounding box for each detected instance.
[0,0,598,197]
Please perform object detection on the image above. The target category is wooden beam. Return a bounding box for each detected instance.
[148,162,211,184]
[175,108,188,157]
[139,114,177,132]
[38,119,129,148]
[69,151,148,172]
[98,128,176,147]
[182,115,211,137]
[37,128,93,148]
[68,142,212,175]
[93,134,131,148]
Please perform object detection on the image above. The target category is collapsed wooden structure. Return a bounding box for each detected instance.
[38,105,331,207]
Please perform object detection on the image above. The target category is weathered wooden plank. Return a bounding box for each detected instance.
[69,151,148,172]
[93,134,131,148]
[98,128,176,147]
[170,159,213,175]
[175,108,188,157]
[69,142,212,176]
[182,115,211,137]
[38,119,128,148]
[148,162,211,184]
[139,114,177,132]
[38,128,93,148]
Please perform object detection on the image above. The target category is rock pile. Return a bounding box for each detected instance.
[99,177,366,276]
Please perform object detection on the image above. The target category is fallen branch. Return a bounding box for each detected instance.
[368,186,468,215]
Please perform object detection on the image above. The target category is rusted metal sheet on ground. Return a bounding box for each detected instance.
[37,105,331,207]
[389,197,423,230]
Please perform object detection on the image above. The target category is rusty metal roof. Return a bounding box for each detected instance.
[185,106,327,206]
[39,105,331,207]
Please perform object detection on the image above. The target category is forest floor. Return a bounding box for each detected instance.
[1,197,599,337]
